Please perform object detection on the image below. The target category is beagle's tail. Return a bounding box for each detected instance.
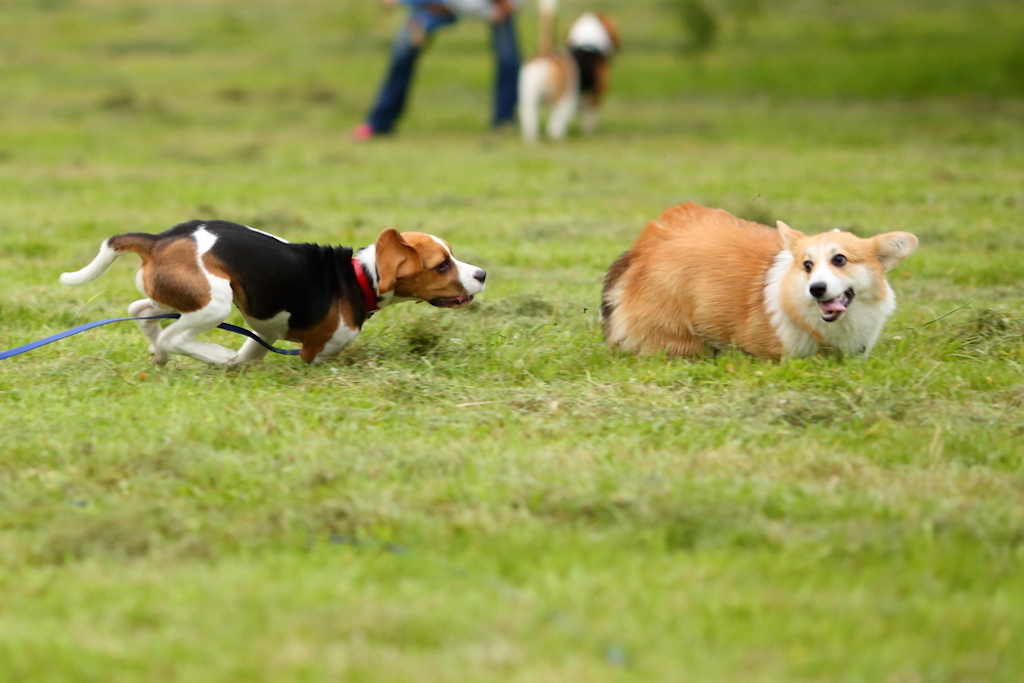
[538,0,558,56]
[59,233,155,285]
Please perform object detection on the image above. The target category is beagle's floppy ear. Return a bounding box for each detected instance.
[873,231,918,271]
[375,228,422,293]
[776,220,805,252]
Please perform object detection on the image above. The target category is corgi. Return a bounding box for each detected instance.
[518,0,620,142]
[601,203,918,360]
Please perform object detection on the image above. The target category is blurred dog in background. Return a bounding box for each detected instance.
[518,0,620,142]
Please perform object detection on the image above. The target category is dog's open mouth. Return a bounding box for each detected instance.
[818,289,855,322]
[428,295,474,309]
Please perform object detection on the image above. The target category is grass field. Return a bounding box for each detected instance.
[1,0,1023,681]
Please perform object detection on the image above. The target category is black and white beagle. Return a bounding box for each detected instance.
[60,220,486,365]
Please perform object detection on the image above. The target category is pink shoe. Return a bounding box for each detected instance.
[351,123,375,141]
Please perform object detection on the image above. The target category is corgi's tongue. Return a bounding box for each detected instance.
[819,297,847,314]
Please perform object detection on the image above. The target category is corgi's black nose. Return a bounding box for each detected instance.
[809,282,827,299]
[474,269,487,284]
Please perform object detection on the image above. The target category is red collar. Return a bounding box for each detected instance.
[352,258,379,314]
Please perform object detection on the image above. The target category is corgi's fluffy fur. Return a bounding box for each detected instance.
[602,203,918,360]
[518,0,620,142]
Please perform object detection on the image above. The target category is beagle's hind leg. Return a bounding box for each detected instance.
[128,298,173,356]
[152,278,236,366]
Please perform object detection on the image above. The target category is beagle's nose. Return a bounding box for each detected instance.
[474,269,487,284]
[809,282,827,299]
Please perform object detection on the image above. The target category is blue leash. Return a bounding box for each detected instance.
[0,313,301,361]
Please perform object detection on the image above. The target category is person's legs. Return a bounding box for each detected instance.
[362,20,424,136]
[491,13,521,126]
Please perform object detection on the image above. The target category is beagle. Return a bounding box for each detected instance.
[60,220,486,365]
[518,0,620,142]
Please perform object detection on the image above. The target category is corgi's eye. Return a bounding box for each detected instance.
[831,254,847,267]
[803,260,813,273]
[435,259,452,274]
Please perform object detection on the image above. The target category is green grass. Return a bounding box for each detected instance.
[1,0,1023,681]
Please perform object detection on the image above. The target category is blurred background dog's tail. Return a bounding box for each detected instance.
[538,0,558,56]
[59,233,154,285]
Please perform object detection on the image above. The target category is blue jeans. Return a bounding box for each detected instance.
[365,13,520,134]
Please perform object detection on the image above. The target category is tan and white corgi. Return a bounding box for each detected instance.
[601,203,918,360]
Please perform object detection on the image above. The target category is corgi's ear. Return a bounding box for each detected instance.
[374,228,422,293]
[873,232,918,270]
[776,221,805,252]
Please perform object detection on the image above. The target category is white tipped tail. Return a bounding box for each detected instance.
[538,0,558,56]
[59,240,121,286]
